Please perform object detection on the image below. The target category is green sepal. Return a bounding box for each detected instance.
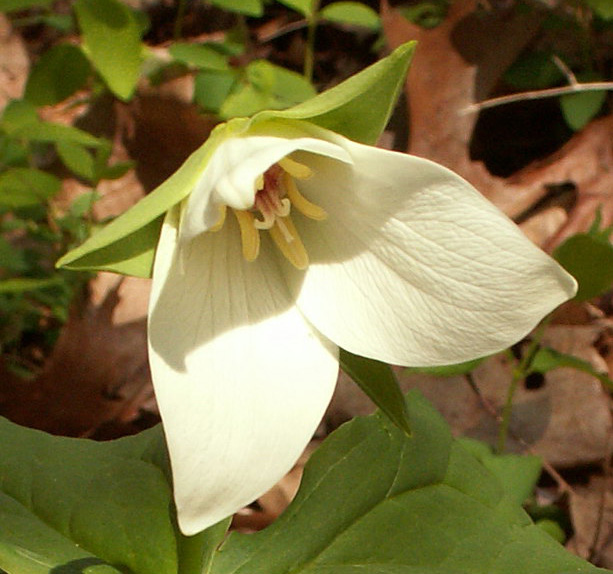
[252,41,416,145]
[340,348,411,435]
[56,121,241,276]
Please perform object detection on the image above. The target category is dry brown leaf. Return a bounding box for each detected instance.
[568,475,613,569]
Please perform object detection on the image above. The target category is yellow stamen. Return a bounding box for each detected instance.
[284,173,327,221]
[279,157,312,179]
[233,209,260,262]
[268,216,309,270]
[209,205,227,232]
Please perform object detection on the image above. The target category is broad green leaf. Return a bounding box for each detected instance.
[405,355,487,377]
[209,0,263,16]
[584,0,613,20]
[339,349,410,435]
[560,88,606,131]
[169,43,230,71]
[554,232,613,301]
[56,140,96,181]
[56,121,241,275]
[0,168,60,208]
[0,421,179,574]
[195,69,238,113]
[74,0,144,101]
[0,0,52,11]
[24,44,90,106]
[255,40,416,145]
[320,2,381,30]
[530,346,613,391]
[210,391,606,574]
[275,0,314,17]
[458,438,542,506]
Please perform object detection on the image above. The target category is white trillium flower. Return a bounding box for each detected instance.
[147,120,577,536]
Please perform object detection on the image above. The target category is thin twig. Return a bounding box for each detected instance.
[462,81,613,115]
[551,54,579,86]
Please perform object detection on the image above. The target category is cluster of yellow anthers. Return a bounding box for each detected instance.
[210,157,327,270]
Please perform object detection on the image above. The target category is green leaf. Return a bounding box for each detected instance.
[397,1,448,29]
[530,346,613,391]
[169,43,230,71]
[194,69,238,113]
[209,0,263,17]
[560,88,606,131]
[0,421,179,574]
[255,40,416,145]
[0,0,52,11]
[458,438,542,506]
[56,120,242,276]
[74,0,144,101]
[24,44,90,106]
[210,391,606,574]
[56,140,96,181]
[0,276,64,294]
[0,168,60,208]
[504,51,564,91]
[275,0,314,17]
[320,2,381,30]
[10,120,103,148]
[554,232,613,301]
[339,349,411,435]
[584,0,613,20]
[405,355,487,377]
[1,100,38,132]
[220,61,316,119]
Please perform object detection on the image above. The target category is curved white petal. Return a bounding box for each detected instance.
[284,140,577,366]
[148,209,338,535]
[181,135,350,242]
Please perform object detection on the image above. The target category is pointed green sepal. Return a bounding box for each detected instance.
[56,121,241,276]
[252,41,416,145]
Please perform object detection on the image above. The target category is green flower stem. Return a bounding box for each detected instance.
[304,0,321,82]
[173,0,188,40]
[497,315,552,453]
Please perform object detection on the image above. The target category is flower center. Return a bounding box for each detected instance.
[213,157,326,270]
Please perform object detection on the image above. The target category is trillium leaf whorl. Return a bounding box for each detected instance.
[148,122,577,535]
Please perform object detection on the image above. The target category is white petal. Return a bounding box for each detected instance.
[285,141,577,366]
[181,135,350,242]
[148,209,338,535]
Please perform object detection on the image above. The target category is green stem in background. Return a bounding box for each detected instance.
[173,0,188,40]
[304,0,321,82]
[496,315,552,453]
[236,13,253,56]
